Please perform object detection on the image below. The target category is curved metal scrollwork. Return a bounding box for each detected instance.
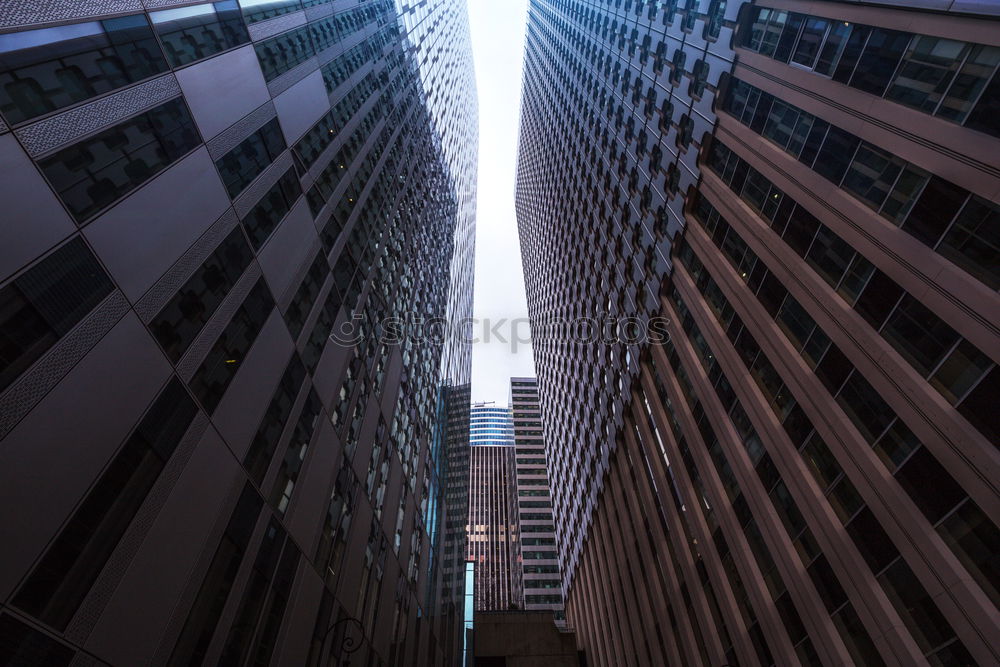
[321,615,364,665]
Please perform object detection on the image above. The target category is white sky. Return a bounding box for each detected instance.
[467,0,534,403]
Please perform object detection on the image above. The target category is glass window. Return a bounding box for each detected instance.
[756,10,788,58]
[805,224,854,287]
[815,21,852,76]
[791,18,829,68]
[841,142,904,212]
[849,28,910,96]
[773,13,804,64]
[150,227,253,362]
[929,340,994,405]
[886,36,967,114]
[188,277,274,413]
[937,500,1000,607]
[215,117,286,199]
[283,253,327,339]
[0,238,114,393]
[150,1,249,68]
[39,97,201,222]
[0,15,168,125]
[244,354,306,483]
[936,44,1000,123]
[900,176,968,248]
[937,194,1000,289]
[893,446,966,524]
[966,68,1000,137]
[877,558,963,655]
[832,25,870,85]
[853,269,903,331]
[845,507,898,574]
[878,164,928,224]
[0,613,73,666]
[169,483,263,665]
[811,125,860,185]
[957,366,999,443]
[836,371,895,443]
[254,24,315,82]
[880,295,960,377]
[12,379,197,630]
[241,167,302,249]
[239,0,303,24]
[832,603,887,667]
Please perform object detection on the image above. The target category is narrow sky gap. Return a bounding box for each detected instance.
[468,0,533,402]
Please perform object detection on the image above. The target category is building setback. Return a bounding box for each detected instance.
[509,377,565,622]
[517,1,999,666]
[0,0,477,665]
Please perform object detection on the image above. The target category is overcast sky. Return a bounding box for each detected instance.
[467,0,533,404]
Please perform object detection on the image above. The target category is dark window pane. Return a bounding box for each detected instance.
[39,97,200,221]
[853,269,903,330]
[849,28,909,96]
[886,36,965,114]
[241,167,302,249]
[0,15,168,124]
[936,44,1000,123]
[881,295,959,377]
[791,17,829,68]
[878,558,959,654]
[254,24,315,82]
[900,176,968,248]
[895,446,967,524]
[283,252,327,339]
[937,195,1000,289]
[937,500,1000,607]
[188,278,274,413]
[13,379,196,630]
[832,604,886,667]
[773,13,803,63]
[150,1,250,68]
[957,366,1000,446]
[0,613,74,666]
[832,25,870,85]
[149,227,253,361]
[169,483,263,666]
[215,117,287,198]
[807,555,847,613]
[836,371,895,444]
[966,69,1000,137]
[812,126,860,184]
[0,238,114,392]
[240,0,303,24]
[244,353,306,484]
[846,507,899,574]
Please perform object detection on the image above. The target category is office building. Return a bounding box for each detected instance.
[509,377,564,621]
[517,1,999,666]
[467,402,518,610]
[0,0,477,665]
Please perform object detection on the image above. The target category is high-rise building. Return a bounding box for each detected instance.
[517,1,999,666]
[0,0,477,665]
[509,377,565,621]
[466,401,518,610]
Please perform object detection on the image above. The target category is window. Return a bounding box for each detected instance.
[215,117,286,198]
[0,15,168,125]
[846,28,910,97]
[239,0,303,24]
[0,238,114,393]
[242,168,302,249]
[13,379,197,630]
[149,227,254,362]
[937,194,1000,289]
[880,296,960,377]
[169,483,263,666]
[790,17,829,68]
[0,613,74,666]
[283,252,328,339]
[270,389,321,512]
[886,36,967,114]
[935,44,1000,123]
[39,97,201,222]
[244,354,306,484]
[254,24,315,82]
[150,1,249,68]
[188,277,274,413]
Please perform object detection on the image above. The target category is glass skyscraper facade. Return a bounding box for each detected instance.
[517,1,999,666]
[0,0,477,665]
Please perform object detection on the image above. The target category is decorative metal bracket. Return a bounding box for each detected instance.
[321,615,364,666]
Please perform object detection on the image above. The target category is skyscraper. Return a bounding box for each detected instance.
[0,0,477,665]
[509,377,565,621]
[517,1,999,666]
[466,401,519,610]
